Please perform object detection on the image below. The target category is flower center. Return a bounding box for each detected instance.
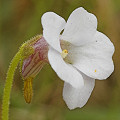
[61,49,68,59]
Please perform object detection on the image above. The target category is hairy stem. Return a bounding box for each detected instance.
[2,50,22,120]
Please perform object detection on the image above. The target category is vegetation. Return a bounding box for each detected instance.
[0,0,120,119]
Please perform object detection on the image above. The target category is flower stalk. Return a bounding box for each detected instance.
[2,35,49,120]
[1,39,36,120]
[2,49,22,120]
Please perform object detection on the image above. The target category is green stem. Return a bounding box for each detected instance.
[2,50,22,120]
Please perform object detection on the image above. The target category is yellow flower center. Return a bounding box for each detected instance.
[61,49,68,58]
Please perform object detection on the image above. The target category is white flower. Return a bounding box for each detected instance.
[41,7,114,109]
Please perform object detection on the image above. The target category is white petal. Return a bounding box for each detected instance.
[61,7,97,46]
[41,12,66,52]
[48,47,84,89]
[70,31,114,80]
[63,73,95,110]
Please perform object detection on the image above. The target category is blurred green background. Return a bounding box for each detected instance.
[0,0,120,120]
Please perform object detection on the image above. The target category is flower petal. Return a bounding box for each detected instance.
[41,12,66,52]
[69,31,114,80]
[48,47,84,89]
[61,7,97,46]
[63,73,95,110]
